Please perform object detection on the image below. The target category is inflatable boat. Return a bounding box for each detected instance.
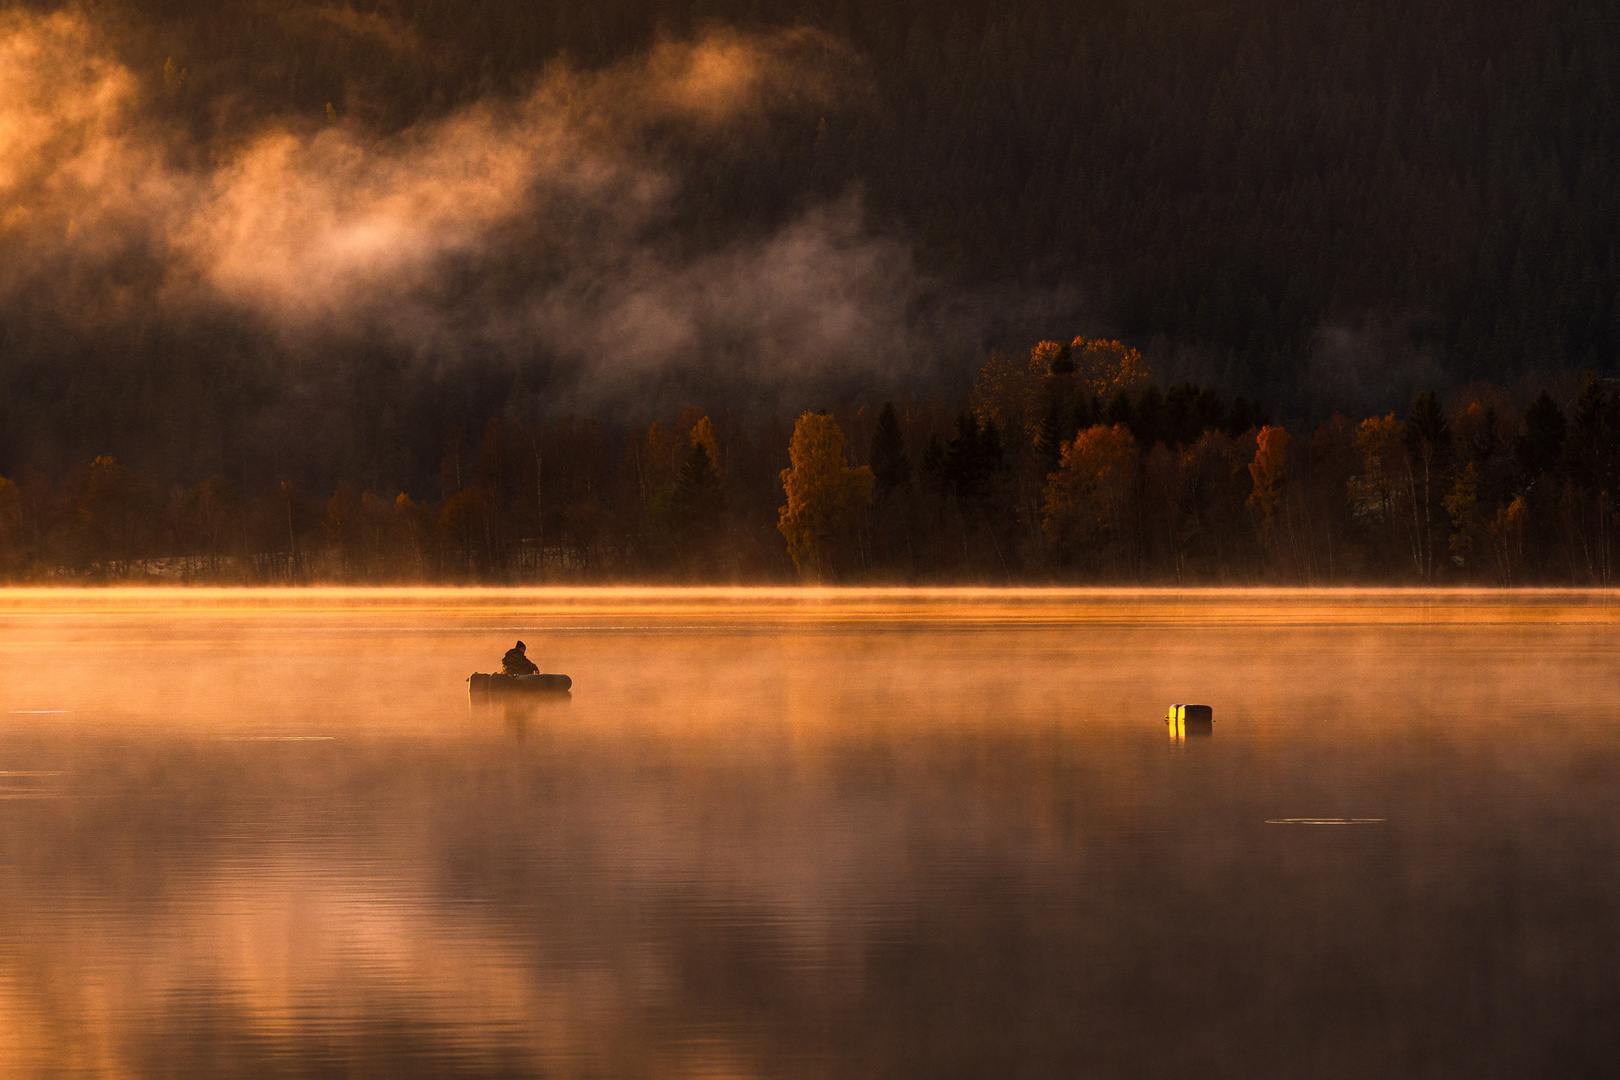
[469,672,573,697]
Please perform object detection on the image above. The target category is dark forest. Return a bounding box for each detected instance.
[1,0,1617,582]
[2,339,1616,584]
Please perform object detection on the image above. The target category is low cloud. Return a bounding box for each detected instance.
[0,9,930,404]
[1307,318,1449,417]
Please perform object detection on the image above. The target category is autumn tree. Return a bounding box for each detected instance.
[1247,425,1292,560]
[1137,430,1254,582]
[542,414,626,577]
[1443,463,1480,573]
[970,349,1048,451]
[472,416,527,574]
[639,408,712,499]
[1042,424,1140,575]
[1443,395,1516,579]
[389,493,435,578]
[1193,430,1258,579]
[1349,413,1407,574]
[778,412,873,578]
[971,345,1074,560]
[1485,495,1528,585]
[1070,339,1151,403]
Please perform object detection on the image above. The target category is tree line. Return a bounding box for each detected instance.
[3,339,1615,584]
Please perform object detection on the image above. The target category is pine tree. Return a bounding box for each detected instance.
[1563,377,1619,496]
[869,402,912,496]
[671,440,724,536]
[1515,391,1567,481]
[941,414,1003,505]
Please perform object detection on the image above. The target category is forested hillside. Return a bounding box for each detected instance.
[0,0,1616,579]
[3,340,1617,585]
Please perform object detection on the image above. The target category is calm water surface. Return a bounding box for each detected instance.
[1,588,1618,1078]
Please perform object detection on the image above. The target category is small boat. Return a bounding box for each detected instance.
[469,672,573,697]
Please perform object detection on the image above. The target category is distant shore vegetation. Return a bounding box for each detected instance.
[2,340,1615,586]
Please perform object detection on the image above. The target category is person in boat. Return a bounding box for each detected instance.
[501,640,539,676]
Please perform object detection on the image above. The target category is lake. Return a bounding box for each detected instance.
[1,588,1617,1077]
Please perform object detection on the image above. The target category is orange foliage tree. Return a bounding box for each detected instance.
[969,338,1154,563]
[1041,423,1140,571]
[971,337,1153,453]
[1349,413,1407,569]
[1485,494,1527,585]
[970,349,1048,449]
[1246,424,1292,541]
[1069,338,1151,401]
[777,412,873,577]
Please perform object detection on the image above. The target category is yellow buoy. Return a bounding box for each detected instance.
[1167,703,1213,741]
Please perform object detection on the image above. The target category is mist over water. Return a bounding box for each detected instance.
[1,589,1618,1076]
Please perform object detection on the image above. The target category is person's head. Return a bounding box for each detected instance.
[514,641,526,653]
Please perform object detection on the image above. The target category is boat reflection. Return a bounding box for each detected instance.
[470,693,572,740]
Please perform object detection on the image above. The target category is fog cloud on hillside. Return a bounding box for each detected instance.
[0,9,935,403]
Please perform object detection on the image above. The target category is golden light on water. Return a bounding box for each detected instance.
[2,588,1618,1075]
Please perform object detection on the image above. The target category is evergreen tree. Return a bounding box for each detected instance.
[920,434,946,493]
[1515,391,1567,481]
[1049,342,1075,375]
[1034,396,1065,480]
[671,440,725,535]
[1563,377,1619,496]
[1131,385,1164,447]
[941,413,1003,505]
[1405,391,1451,458]
[1103,389,1134,431]
[869,402,912,496]
[1227,397,1270,436]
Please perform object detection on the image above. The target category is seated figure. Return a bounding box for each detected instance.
[501,640,539,676]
